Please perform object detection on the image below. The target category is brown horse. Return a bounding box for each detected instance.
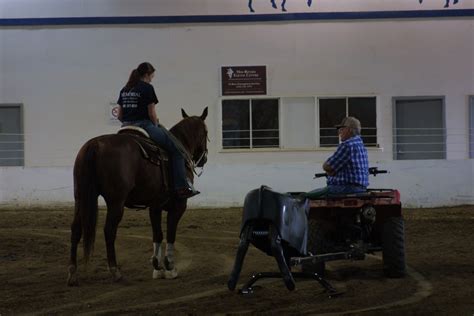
[67,107,208,286]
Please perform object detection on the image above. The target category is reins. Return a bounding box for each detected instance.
[166,120,208,178]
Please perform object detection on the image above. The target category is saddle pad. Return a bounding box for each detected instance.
[118,126,150,138]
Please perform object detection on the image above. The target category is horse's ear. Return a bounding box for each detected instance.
[181,108,189,118]
[200,107,208,121]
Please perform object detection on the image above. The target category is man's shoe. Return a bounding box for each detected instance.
[175,187,200,199]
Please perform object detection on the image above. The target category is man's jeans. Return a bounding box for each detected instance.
[303,184,366,199]
[122,120,186,189]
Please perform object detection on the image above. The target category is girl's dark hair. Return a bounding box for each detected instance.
[125,62,155,90]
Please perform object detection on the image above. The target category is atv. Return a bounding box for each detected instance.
[228,167,406,295]
[299,167,406,279]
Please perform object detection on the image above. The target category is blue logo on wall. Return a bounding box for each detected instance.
[419,0,460,8]
[248,0,313,12]
[248,0,461,12]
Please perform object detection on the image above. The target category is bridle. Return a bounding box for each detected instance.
[192,132,209,177]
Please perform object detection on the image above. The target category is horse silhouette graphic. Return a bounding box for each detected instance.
[248,0,313,12]
[418,0,460,8]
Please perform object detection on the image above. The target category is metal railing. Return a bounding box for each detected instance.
[222,127,474,155]
[0,132,24,165]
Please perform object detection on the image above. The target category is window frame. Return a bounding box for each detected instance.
[392,96,446,160]
[219,95,379,152]
[220,97,281,150]
[0,103,25,167]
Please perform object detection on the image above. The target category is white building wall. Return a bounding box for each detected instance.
[0,1,473,207]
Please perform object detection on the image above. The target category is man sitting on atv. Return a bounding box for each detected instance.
[304,116,369,199]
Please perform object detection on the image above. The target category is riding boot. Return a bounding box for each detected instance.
[175,178,200,199]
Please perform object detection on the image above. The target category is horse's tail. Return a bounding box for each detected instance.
[73,139,100,264]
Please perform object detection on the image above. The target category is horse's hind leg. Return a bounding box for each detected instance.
[104,201,125,282]
[307,0,312,7]
[149,207,164,279]
[271,0,278,9]
[163,201,187,279]
[67,208,82,286]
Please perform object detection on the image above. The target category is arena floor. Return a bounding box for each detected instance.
[0,205,473,315]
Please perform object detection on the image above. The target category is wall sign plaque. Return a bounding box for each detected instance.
[221,66,267,96]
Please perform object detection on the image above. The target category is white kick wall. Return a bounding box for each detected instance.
[0,1,473,207]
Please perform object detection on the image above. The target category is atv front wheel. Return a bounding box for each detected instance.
[382,217,406,278]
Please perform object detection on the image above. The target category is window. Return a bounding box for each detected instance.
[470,96,474,159]
[393,97,445,160]
[222,98,279,149]
[319,97,377,147]
[0,104,24,166]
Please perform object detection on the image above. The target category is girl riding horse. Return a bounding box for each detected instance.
[67,107,208,285]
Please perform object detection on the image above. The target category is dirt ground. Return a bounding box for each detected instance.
[0,204,473,315]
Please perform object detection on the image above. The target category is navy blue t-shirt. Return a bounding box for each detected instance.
[117,81,158,122]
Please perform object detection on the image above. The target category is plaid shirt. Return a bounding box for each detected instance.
[326,135,369,187]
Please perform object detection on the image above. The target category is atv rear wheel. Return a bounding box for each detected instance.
[302,219,328,276]
[382,217,406,278]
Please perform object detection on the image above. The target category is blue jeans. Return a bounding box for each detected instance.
[304,184,366,199]
[122,120,187,190]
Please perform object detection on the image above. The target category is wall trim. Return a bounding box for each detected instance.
[1,9,473,26]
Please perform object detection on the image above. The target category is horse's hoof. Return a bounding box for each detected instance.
[228,279,236,291]
[164,267,178,279]
[152,269,165,279]
[110,267,123,282]
[67,274,79,286]
[67,265,79,286]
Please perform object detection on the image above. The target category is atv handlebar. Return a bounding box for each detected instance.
[369,167,388,176]
[314,167,388,179]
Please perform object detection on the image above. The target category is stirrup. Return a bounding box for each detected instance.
[175,187,200,199]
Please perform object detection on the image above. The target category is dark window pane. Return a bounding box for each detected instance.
[394,98,445,160]
[222,99,250,149]
[348,97,377,146]
[470,97,474,158]
[319,98,345,147]
[251,99,279,148]
[0,106,24,166]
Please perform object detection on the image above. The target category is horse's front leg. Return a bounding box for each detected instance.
[307,0,312,7]
[163,200,187,279]
[281,0,287,11]
[271,0,278,9]
[149,206,164,279]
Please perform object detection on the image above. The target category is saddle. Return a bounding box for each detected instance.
[118,126,170,189]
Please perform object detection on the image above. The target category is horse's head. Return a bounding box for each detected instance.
[172,107,209,169]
